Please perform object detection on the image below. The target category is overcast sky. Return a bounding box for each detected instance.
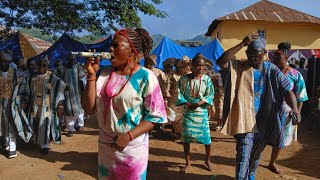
[139,0,320,39]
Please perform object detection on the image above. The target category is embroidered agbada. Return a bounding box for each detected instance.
[96,67,167,180]
[0,68,25,141]
[283,68,308,146]
[29,72,66,145]
[62,64,86,116]
[176,74,214,144]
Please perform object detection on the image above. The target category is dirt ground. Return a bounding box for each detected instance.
[0,116,319,180]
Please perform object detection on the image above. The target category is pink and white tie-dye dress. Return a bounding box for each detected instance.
[96,67,167,180]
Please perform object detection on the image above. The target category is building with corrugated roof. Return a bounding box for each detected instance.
[205,0,320,59]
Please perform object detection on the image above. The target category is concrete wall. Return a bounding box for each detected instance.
[211,20,320,59]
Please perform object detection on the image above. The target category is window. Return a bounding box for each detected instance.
[258,29,266,39]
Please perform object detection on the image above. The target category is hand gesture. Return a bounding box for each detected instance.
[242,32,259,46]
[112,133,130,151]
[85,49,100,76]
[290,110,301,125]
[187,102,200,111]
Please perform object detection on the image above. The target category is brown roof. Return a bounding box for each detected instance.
[206,0,320,36]
[22,33,52,51]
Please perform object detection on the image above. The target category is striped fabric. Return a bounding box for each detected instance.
[247,63,292,179]
[282,68,308,146]
[0,68,23,141]
[255,62,292,148]
[29,72,66,145]
[176,74,214,144]
[248,133,268,179]
[212,73,224,121]
[12,71,34,142]
[62,64,85,116]
[234,133,254,180]
[221,60,257,136]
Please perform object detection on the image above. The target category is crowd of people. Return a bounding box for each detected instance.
[0,27,315,180]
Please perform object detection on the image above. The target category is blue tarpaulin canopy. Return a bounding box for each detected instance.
[31,33,112,67]
[145,36,225,71]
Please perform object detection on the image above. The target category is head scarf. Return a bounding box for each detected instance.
[145,54,157,66]
[205,59,213,69]
[248,37,266,50]
[163,58,175,67]
[277,42,291,56]
[177,56,191,68]
[0,50,13,61]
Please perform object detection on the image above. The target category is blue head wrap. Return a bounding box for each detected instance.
[249,37,266,50]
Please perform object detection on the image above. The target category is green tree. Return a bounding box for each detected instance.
[0,0,167,36]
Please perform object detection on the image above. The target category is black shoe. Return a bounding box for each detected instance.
[8,151,17,158]
[66,131,73,137]
[41,148,49,154]
[74,126,81,132]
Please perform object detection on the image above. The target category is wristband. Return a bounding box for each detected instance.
[127,131,133,141]
[87,77,97,81]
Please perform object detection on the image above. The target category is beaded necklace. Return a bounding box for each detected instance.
[104,66,134,99]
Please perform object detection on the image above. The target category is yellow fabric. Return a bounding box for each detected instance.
[221,60,257,136]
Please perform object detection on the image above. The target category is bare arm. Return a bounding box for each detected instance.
[217,32,259,69]
[297,102,303,113]
[82,77,97,115]
[284,90,299,113]
[217,41,246,69]
[129,120,155,139]
[82,56,100,115]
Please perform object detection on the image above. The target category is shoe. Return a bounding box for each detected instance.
[74,126,81,131]
[214,126,221,131]
[66,131,73,137]
[5,146,9,151]
[41,148,49,154]
[8,151,17,159]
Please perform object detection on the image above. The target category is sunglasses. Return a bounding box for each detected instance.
[38,64,48,67]
[246,49,266,56]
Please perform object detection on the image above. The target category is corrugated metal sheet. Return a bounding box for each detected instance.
[206,0,320,36]
[22,33,52,51]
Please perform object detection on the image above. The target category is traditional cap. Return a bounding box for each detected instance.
[163,58,175,67]
[177,58,191,68]
[0,50,13,61]
[205,59,213,69]
[249,37,266,50]
[182,55,191,61]
[145,54,157,66]
[277,42,291,56]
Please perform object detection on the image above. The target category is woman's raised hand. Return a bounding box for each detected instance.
[85,49,100,76]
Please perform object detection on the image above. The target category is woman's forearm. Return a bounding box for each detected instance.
[128,120,155,139]
[82,78,97,115]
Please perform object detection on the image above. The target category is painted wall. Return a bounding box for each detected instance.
[211,20,320,59]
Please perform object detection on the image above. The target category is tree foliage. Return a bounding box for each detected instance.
[0,0,167,36]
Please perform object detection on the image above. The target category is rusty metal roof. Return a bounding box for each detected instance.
[22,33,52,51]
[206,0,320,36]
